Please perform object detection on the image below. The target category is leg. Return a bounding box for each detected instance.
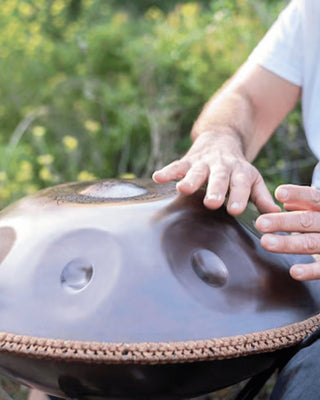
[271,339,320,399]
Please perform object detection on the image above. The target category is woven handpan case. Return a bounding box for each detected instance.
[0,179,319,399]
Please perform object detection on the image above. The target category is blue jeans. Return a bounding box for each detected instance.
[271,338,320,399]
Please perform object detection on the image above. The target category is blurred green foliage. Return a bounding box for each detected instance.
[0,0,315,208]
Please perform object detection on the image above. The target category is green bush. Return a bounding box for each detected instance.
[0,0,312,208]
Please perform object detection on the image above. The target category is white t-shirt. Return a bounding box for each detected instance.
[249,0,320,159]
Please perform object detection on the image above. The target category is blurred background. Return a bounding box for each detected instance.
[0,0,316,398]
[0,0,316,210]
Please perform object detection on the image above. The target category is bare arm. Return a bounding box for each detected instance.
[191,61,301,159]
[153,61,301,215]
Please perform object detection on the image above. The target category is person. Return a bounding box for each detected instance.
[154,0,320,282]
[153,0,320,398]
[26,1,318,399]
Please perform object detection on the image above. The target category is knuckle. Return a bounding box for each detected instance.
[231,172,250,187]
[252,170,264,184]
[168,160,184,170]
[168,161,187,178]
[209,168,229,182]
[302,235,319,253]
[235,159,253,173]
[189,170,206,179]
[299,212,314,229]
[310,188,320,204]
[189,163,207,176]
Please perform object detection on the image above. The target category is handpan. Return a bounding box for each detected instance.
[0,178,320,399]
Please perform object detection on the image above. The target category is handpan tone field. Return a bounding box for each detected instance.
[0,179,319,399]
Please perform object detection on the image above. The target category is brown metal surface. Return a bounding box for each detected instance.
[0,178,319,398]
[0,178,319,343]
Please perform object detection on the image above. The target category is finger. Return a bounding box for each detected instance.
[290,262,320,281]
[176,162,209,194]
[275,184,320,210]
[260,232,320,254]
[203,167,230,209]
[283,203,310,211]
[250,173,281,214]
[256,211,320,233]
[226,167,252,215]
[152,160,190,183]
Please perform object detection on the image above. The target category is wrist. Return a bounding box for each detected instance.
[191,127,245,157]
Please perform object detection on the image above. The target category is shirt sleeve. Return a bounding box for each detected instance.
[249,0,303,86]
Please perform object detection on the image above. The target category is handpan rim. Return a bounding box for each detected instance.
[1,313,319,365]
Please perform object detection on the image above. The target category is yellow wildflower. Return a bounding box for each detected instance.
[39,167,53,182]
[19,3,33,17]
[32,126,46,138]
[145,7,163,21]
[37,154,54,166]
[119,173,136,180]
[51,0,65,16]
[16,160,33,182]
[77,171,97,181]
[2,1,17,17]
[84,120,101,133]
[62,135,78,151]
[167,12,181,29]
[181,3,199,17]
[112,12,129,25]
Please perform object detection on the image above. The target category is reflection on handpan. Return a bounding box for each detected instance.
[164,207,316,314]
[0,179,318,400]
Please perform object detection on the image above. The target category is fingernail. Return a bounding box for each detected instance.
[277,188,288,201]
[230,202,241,210]
[292,266,304,279]
[265,235,278,248]
[206,193,222,202]
[259,218,271,230]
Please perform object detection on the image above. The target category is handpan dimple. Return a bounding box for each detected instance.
[60,258,94,292]
[191,249,229,288]
[0,178,319,400]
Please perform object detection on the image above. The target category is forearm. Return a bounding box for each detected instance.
[191,89,257,161]
[191,62,301,162]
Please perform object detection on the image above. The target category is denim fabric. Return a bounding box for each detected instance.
[271,339,320,399]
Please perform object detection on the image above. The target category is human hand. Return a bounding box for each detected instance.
[256,184,320,281]
[152,131,280,216]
